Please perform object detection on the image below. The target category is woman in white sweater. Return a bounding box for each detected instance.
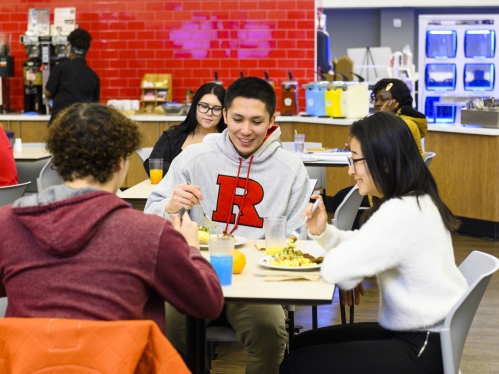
[280,112,467,374]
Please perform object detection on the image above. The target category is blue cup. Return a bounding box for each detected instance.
[209,236,234,286]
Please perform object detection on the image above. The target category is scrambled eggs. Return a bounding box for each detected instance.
[269,247,316,267]
[198,226,210,245]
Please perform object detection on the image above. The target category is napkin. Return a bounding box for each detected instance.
[263,275,320,282]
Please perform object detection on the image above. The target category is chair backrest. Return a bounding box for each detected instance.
[202,133,223,143]
[36,156,63,192]
[330,185,363,230]
[0,297,7,318]
[281,142,326,191]
[136,147,154,163]
[0,181,31,207]
[423,152,436,168]
[439,251,499,374]
[0,318,190,373]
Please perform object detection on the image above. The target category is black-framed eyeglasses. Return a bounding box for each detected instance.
[347,156,366,171]
[197,103,222,116]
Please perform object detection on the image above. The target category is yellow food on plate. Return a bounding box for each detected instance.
[198,226,210,245]
[269,247,317,267]
[306,147,328,152]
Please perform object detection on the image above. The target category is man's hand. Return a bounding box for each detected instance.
[339,283,365,306]
[165,182,203,213]
[171,209,199,248]
[379,99,399,113]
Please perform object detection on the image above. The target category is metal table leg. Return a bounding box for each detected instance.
[186,315,206,374]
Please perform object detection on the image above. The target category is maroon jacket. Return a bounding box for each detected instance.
[0,190,223,331]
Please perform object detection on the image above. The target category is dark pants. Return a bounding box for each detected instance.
[280,322,443,374]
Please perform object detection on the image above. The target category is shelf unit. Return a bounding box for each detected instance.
[141,73,172,113]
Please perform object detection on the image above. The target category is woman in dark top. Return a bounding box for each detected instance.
[144,83,226,177]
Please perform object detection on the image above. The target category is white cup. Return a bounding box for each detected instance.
[14,138,22,152]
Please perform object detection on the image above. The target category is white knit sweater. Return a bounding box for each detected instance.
[311,195,467,331]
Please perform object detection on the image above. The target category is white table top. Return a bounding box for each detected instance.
[13,148,51,161]
[118,179,155,201]
[201,239,335,305]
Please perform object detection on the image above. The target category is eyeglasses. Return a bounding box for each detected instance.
[347,156,366,171]
[197,103,222,116]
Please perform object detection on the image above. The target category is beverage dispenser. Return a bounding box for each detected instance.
[325,82,345,118]
[342,82,370,119]
[280,72,299,116]
[303,81,328,116]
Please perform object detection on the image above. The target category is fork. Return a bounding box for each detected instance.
[187,181,217,231]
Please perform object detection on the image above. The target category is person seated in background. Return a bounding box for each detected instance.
[0,124,18,187]
[372,78,427,157]
[0,103,223,333]
[145,77,310,374]
[143,82,227,177]
[279,112,467,374]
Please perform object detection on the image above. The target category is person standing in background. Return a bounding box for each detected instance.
[45,28,100,125]
[0,124,18,187]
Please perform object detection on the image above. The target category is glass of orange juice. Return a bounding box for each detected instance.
[264,216,287,255]
[149,158,164,184]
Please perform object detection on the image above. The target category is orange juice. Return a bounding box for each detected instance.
[266,246,283,255]
[150,169,163,184]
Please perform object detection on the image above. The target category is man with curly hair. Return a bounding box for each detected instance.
[0,103,223,334]
[45,28,100,124]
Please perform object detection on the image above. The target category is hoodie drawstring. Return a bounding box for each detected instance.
[223,156,254,235]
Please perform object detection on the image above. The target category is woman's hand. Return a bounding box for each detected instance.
[172,209,199,248]
[165,182,203,213]
[305,194,328,236]
[340,283,365,306]
[379,99,399,113]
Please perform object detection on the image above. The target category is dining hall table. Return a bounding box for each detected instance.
[186,238,335,374]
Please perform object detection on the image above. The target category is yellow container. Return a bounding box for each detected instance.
[325,85,343,118]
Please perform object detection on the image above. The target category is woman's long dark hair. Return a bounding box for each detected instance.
[352,112,459,231]
[177,83,227,134]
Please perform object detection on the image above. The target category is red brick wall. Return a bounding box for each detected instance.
[0,0,316,112]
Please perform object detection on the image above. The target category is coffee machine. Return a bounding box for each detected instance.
[20,8,70,114]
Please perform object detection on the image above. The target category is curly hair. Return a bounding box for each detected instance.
[371,78,413,107]
[68,28,92,50]
[46,103,143,183]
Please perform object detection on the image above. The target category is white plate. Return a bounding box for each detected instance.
[308,154,350,162]
[200,235,247,250]
[258,255,322,270]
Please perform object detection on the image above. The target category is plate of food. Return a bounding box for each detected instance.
[258,247,323,270]
[198,227,246,249]
[305,147,338,153]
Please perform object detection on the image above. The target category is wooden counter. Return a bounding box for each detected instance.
[2,114,499,239]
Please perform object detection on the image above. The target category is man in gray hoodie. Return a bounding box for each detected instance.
[145,77,310,374]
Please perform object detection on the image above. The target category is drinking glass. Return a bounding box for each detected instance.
[294,134,305,153]
[149,158,163,184]
[209,236,234,286]
[264,216,287,255]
